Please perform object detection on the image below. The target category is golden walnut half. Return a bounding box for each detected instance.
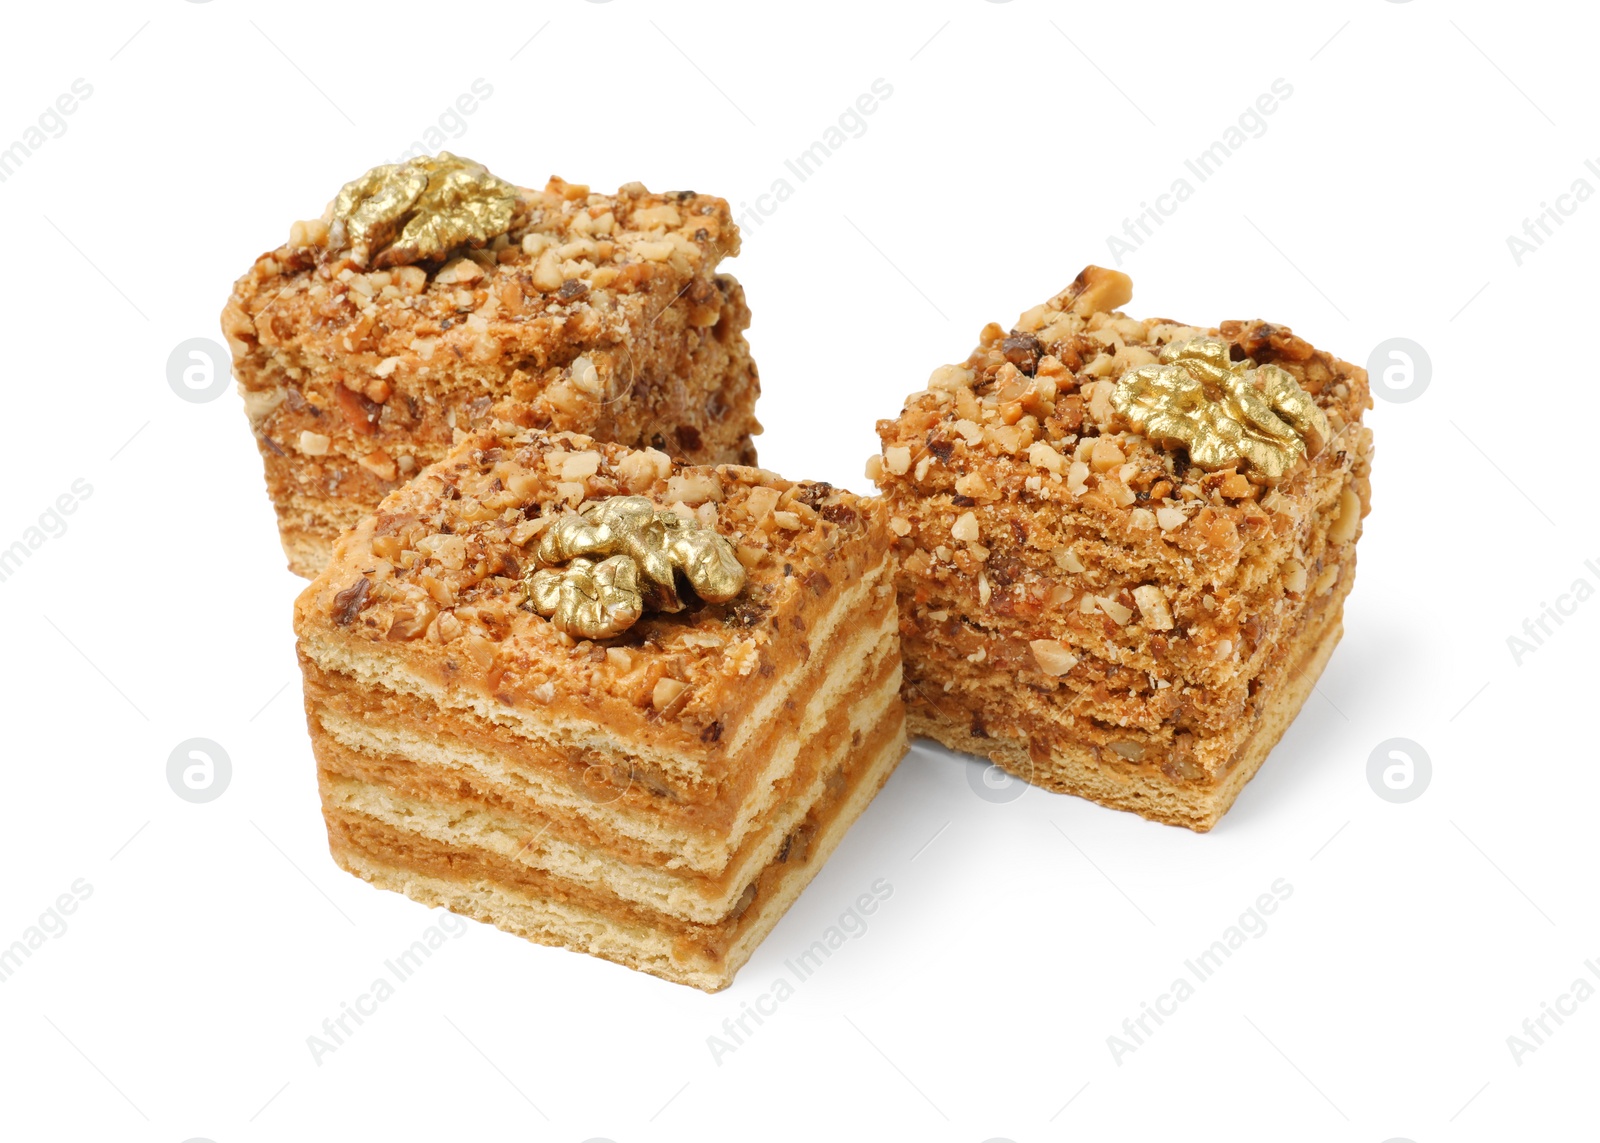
[325,151,516,269]
[526,555,644,641]
[524,496,746,638]
[1112,337,1330,481]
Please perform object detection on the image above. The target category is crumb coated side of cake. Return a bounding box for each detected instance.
[872,267,1373,813]
[224,171,763,577]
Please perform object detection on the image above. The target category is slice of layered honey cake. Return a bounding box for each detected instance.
[294,413,903,989]
[224,153,762,578]
[872,267,1373,830]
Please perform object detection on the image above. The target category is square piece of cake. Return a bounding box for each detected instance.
[871,267,1373,831]
[293,413,903,989]
[223,153,762,578]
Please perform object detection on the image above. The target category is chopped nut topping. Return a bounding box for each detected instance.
[1087,379,1116,425]
[615,447,673,491]
[434,258,484,285]
[358,449,398,482]
[560,450,602,480]
[665,472,722,505]
[393,265,427,295]
[288,217,329,247]
[952,419,984,447]
[1089,438,1126,472]
[954,472,991,499]
[1097,595,1133,625]
[569,355,603,397]
[331,577,371,625]
[1327,485,1362,545]
[1061,265,1134,317]
[1029,638,1079,676]
[928,364,974,391]
[651,676,689,711]
[1053,546,1085,573]
[1027,440,1066,475]
[1132,585,1174,631]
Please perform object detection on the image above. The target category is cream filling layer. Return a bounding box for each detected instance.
[329,721,908,992]
[314,604,900,874]
[323,667,901,924]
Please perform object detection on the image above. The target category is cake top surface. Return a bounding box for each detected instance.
[296,414,886,745]
[225,155,739,374]
[872,266,1373,563]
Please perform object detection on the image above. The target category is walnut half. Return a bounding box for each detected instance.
[523,495,746,639]
[526,555,643,640]
[324,152,516,269]
[1112,337,1331,481]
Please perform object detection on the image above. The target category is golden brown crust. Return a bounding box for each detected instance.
[224,174,762,578]
[873,267,1374,827]
[911,602,1346,832]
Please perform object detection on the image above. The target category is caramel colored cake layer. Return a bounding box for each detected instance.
[225,166,762,578]
[294,421,905,988]
[329,716,903,992]
[872,267,1374,831]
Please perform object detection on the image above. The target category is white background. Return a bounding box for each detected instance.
[1,1,1595,1140]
